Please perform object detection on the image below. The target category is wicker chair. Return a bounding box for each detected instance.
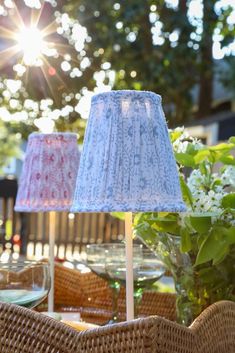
[0,301,235,353]
[53,264,176,324]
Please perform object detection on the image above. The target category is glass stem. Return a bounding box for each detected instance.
[134,287,144,318]
[109,281,120,322]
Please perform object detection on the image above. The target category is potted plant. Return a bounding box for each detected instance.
[134,128,235,326]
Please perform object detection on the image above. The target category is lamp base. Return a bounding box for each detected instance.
[48,211,56,313]
[125,212,134,321]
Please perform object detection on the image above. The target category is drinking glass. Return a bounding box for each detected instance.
[85,243,143,322]
[106,247,165,317]
[0,260,50,308]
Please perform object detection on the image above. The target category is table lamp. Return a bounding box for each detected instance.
[71,90,186,320]
[14,132,80,312]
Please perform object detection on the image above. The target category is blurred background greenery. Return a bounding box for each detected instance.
[0,0,235,151]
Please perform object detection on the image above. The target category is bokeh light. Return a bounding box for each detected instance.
[16,26,45,66]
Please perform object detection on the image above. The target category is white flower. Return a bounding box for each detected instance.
[221,213,235,227]
[187,169,228,214]
[187,169,205,191]
[207,190,223,203]
[173,139,189,153]
[221,166,235,187]
[171,127,203,154]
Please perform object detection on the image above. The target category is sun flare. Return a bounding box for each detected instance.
[16,26,45,66]
[0,1,88,103]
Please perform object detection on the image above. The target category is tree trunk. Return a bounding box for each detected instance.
[138,2,154,86]
[197,0,216,118]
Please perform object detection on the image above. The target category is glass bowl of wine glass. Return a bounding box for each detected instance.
[105,247,166,317]
[0,260,50,308]
[85,243,143,322]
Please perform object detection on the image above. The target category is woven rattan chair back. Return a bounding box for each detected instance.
[53,264,177,324]
[0,301,183,353]
[191,300,235,353]
[0,301,235,353]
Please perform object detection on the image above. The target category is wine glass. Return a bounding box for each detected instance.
[0,260,50,308]
[133,248,165,316]
[86,244,120,323]
[85,243,143,323]
[106,247,165,318]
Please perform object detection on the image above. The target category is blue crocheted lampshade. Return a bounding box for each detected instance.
[71,90,186,212]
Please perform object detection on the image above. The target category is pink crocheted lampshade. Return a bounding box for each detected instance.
[14,133,80,212]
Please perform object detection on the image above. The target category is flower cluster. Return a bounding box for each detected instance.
[169,128,235,225]
[187,165,235,220]
[221,165,235,187]
[170,127,203,154]
[187,169,225,213]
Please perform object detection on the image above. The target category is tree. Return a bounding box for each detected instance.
[64,0,196,125]
[1,0,234,135]
[0,120,21,175]
[220,56,235,97]
[0,0,92,140]
[197,0,235,117]
[65,0,235,124]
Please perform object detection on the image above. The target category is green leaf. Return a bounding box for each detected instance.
[179,175,193,208]
[228,136,235,144]
[175,153,195,167]
[185,143,198,155]
[195,227,228,266]
[195,234,216,265]
[133,212,143,226]
[197,233,208,248]
[209,143,235,151]
[194,149,210,164]
[157,212,171,218]
[152,219,180,235]
[227,227,235,244]
[199,161,208,175]
[134,220,158,246]
[219,155,235,165]
[182,215,196,234]
[212,244,229,265]
[190,214,212,234]
[198,267,222,284]
[211,179,222,188]
[180,228,192,253]
[221,194,235,209]
[133,82,142,90]
[111,212,125,221]
[153,213,178,222]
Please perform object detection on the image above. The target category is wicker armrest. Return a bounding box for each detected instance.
[1,301,235,352]
[190,300,235,352]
